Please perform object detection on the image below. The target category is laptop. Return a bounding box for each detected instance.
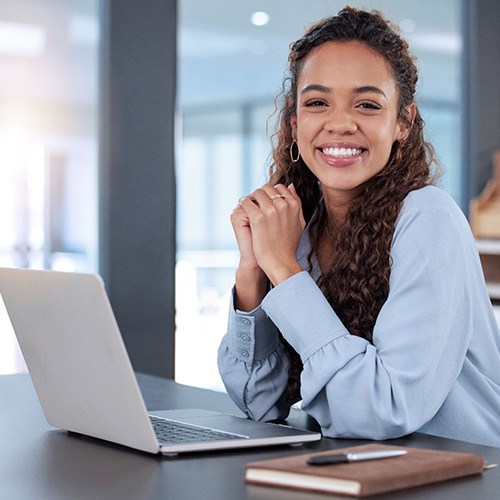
[0,267,321,455]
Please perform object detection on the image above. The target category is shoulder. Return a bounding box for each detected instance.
[393,186,474,249]
[401,185,463,215]
[397,186,469,232]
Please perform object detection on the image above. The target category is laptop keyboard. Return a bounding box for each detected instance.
[150,416,247,443]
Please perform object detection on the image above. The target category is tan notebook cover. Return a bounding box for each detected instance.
[245,443,485,497]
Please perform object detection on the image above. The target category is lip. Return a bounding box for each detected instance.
[316,142,367,167]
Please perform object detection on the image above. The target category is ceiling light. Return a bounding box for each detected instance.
[251,11,270,27]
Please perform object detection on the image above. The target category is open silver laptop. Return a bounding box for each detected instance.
[0,267,320,455]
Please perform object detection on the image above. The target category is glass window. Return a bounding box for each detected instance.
[0,0,99,374]
[176,0,463,391]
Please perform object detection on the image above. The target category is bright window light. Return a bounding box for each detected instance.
[0,20,45,57]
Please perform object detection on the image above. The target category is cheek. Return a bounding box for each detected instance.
[295,115,322,144]
[372,121,400,152]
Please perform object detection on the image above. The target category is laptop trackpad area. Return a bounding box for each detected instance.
[148,409,314,439]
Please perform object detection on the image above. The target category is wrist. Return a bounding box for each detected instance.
[236,261,265,281]
[265,262,303,287]
[235,266,268,312]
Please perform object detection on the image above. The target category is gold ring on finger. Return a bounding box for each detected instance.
[269,194,286,202]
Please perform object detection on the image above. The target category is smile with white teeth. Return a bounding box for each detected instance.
[322,147,363,157]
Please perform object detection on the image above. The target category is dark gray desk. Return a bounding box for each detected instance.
[2,373,499,499]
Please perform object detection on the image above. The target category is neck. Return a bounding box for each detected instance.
[322,198,349,231]
[320,186,357,228]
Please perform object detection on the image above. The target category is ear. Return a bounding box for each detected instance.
[395,103,416,142]
[290,115,298,138]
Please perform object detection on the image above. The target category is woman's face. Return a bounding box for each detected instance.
[291,40,412,205]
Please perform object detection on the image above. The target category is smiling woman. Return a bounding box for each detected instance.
[175,0,466,392]
[217,7,500,448]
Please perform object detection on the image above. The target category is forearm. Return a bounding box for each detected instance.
[234,265,268,312]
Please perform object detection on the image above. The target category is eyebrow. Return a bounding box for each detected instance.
[301,84,387,98]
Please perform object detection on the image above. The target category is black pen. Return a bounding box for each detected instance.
[307,449,407,466]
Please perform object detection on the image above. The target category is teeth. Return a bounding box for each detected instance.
[322,147,363,157]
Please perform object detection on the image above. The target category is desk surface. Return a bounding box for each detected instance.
[2,373,499,500]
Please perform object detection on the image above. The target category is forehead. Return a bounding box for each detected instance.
[297,40,398,95]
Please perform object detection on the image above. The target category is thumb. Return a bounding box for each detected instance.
[287,183,306,228]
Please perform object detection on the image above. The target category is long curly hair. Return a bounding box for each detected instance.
[268,7,438,403]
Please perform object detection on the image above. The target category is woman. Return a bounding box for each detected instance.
[218,7,500,447]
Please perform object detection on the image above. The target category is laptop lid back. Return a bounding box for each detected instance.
[0,267,160,454]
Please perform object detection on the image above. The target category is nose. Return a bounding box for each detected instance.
[323,108,357,134]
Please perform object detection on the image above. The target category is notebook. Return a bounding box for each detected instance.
[0,267,321,455]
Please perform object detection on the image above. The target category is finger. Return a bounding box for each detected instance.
[249,187,279,208]
[241,184,291,213]
[232,200,247,216]
[273,183,288,195]
[286,183,306,228]
[239,191,263,215]
[285,183,302,208]
[269,183,289,203]
[231,212,250,230]
[256,183,289,207]
[286,183,298,198]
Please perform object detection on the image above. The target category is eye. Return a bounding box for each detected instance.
[356,101,382,111]
[304,99,328,108]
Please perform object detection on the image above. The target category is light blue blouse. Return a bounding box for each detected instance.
[218,186,500,448]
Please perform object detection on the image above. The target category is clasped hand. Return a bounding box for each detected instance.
[231,183,305,286]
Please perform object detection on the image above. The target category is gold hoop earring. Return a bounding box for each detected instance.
[289,139,300,163]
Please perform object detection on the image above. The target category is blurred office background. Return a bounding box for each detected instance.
[0,1,499,389]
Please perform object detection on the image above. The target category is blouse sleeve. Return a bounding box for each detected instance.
[260,191,481,439]
[217,289,291,421]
